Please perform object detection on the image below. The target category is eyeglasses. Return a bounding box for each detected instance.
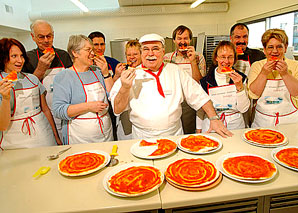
[37,34,53,41]
[81,48,94,54]
[266,44,284,52]
[217,56,234,61]
[141,47,162,54]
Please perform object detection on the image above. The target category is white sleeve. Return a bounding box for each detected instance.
[179,67,210,111]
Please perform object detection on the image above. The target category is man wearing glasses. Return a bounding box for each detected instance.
[24,19,72,138]
[110,33,232,139]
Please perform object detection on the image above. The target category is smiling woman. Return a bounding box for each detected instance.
[0,38,61,149]
[197,40,250,133]
[248,29,298,127]
[52,34,115,145]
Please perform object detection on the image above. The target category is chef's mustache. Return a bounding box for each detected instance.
[236,42,246,46]
[146,56,157,60]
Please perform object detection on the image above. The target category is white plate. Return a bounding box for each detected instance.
[165,157,220,187]
[216,153,278,183]
[103,162,164,197]
[271,146,298,172]
[178,134,222,154]
[130,138,177,159]
[58,150,110,177]
[242,128,288,148]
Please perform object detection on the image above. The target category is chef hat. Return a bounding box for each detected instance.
[139,33,165,45]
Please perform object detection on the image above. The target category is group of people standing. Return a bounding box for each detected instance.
[0,20,297,150]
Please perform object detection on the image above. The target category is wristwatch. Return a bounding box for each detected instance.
[103,73,111,79]
[209,115,220,121]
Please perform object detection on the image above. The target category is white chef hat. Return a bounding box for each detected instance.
[139,33,165,45]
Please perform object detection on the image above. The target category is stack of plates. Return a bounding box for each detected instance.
[271,146,298,172]
[178,134,222,154]
[242,128,288,148]
[216,153,278,183]
[165,158,222,191]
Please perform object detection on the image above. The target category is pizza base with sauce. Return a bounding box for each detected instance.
[107,165,163,197]
[180,135,220,153]
[222,155,277,180]
[165,158,219,187]
[243,128,287,146]
[275,147,298,169]
[4,70,18,82]
[58,150,109,176]
[130,138,177,159]
[43,48,55,55]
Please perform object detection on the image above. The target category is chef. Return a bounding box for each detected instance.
[164,25,206,134]
[0,38,60,149]
[248,29,298,127]
[23,20,73,139]
[110,33,232,139]
[197,41,250,132]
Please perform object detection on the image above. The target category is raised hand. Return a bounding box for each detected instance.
[120,69,136,89]
[36,52,55,74]
[229,71,243,91]
[94,56,109,76]
[186,46,196,62]
[0,79,13,100]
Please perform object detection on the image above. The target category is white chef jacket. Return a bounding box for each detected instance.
[110,63,210,138]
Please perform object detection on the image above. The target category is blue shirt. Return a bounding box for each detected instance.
[52,67,108,121]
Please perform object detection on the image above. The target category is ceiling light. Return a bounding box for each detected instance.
[190,0,206,8]
[70,0,89,12]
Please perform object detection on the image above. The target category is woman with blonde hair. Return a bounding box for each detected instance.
[248,29,298,127]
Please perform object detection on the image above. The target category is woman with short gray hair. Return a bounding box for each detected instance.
[52,34,114,144]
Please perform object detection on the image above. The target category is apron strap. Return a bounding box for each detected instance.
[21,117,36,136]
[96,112,105,135]
[220,113,227,127]
[275,112,279,126]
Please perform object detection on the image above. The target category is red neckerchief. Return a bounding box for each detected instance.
[142,63,165,98]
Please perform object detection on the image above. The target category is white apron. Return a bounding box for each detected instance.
[252,79,298,127]
[132,121,183,140]
[233,55,251,76]
[66,69,113,144]
[201,84,245,132]
[0,74,55,149]
[170,51,192,76]
[37,51,65,139]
